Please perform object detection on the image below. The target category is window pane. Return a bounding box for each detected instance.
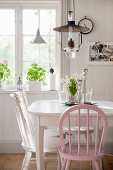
[40,36,56,70]
[40,10,56,35]
[49,36,56,63]
[22,8,56,86]
[0,9,15,35]
[23,62,32,85]
[5,60,15,86]
[0,36,15,86]
[23,9,39,35]
[0,9,15,87]
[23,36,39,61]
[0,37,15,87]
[23,35,55,72]
[40,36,49,61]
[0,36,15,61]
[40,60,55,73]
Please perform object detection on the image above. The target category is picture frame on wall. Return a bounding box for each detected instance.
[86,42,113,65]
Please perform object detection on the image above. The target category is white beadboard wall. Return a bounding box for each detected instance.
[69,0,113,101]
[0,91,59,153]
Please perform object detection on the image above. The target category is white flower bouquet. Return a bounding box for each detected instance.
[62,74,83,103]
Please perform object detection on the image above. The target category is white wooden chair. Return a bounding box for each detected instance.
[10,91,63,170]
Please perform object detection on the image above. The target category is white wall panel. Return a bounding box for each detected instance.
[87,65,95,99]
[94,66,105,100]
[106,0,113,41]
[69,0,113,101]
[94,0,106,41]
[104,66,113,101]
[0,91,58,141]
[0,94,21,141]
[0,91,59,153]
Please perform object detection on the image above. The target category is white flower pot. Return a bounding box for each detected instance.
[0,80,1,90]
[29,81,41,91]
[0,80,5,90]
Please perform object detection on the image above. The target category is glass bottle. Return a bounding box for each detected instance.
[81,69,88,103]
[77,79,82,103]
[17,77,22,91]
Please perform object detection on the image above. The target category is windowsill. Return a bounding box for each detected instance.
[1,84,58,94]
[0,89,58,94]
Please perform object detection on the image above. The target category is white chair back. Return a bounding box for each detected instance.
[11,92,35,149]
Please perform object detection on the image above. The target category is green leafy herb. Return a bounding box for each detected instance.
[0,63,10,81]
[27,63,46,81]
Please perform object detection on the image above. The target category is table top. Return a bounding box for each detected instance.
[28,100,113,116]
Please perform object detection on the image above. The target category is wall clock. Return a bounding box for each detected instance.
[78,16,94,35]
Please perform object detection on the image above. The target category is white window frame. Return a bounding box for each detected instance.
[0,1,61,90]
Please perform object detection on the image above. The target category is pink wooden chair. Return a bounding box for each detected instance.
[58,104,108,170]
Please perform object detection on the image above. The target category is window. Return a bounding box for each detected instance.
[0,9,15,87]
[0,2,60,90]
[22,9,56,86]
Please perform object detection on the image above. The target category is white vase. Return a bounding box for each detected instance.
[49,73,56,90]
[0,80,5,90]
[29,81,41,91]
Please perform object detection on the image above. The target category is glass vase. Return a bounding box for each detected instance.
[66,93,76,104]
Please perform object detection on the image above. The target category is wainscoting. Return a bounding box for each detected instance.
[0,91,58,153]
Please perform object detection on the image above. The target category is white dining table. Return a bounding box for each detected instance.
[28,100,113,170]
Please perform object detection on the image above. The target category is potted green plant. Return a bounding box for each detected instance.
[27,63,46,91]
[0,62,10,90]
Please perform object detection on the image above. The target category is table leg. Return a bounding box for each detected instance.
[34,116,45,170]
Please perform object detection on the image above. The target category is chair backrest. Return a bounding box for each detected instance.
[10,91,35,149]
[22,91,29,109]
[59,104,108,156]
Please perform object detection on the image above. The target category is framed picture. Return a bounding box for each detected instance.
[86,42,113,65]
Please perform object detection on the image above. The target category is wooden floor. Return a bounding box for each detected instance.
[0,154,113,170]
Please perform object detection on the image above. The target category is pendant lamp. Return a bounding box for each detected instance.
[30,28,46,44]
[53,0,90,58]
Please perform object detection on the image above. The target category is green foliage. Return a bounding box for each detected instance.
[69,78,78,96]
[0,63,10,81]
[27,63,46,81]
